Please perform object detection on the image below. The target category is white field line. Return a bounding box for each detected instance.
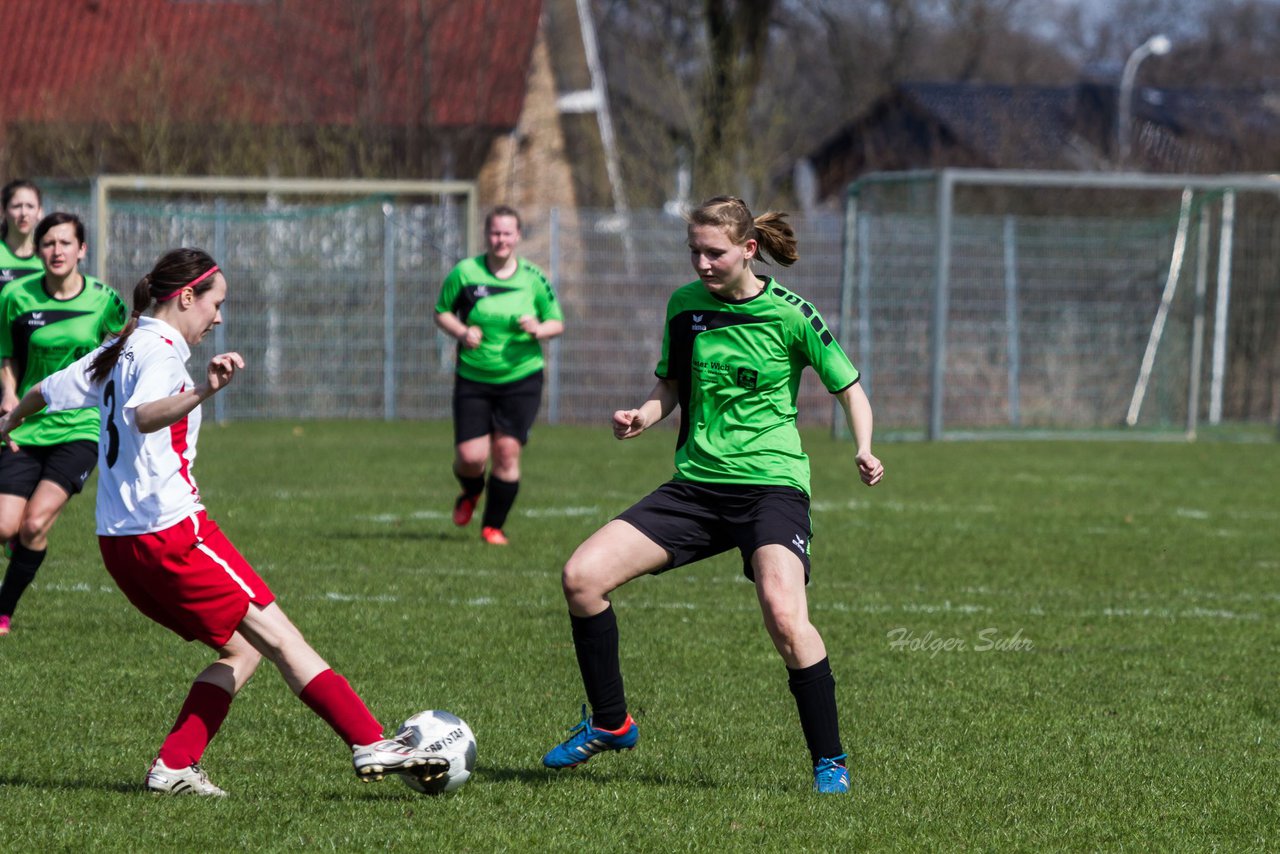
[33,580,1267,621]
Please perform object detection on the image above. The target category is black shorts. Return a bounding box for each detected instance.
[616,480,813,582]
[0,439,98,498]
[453,370,544,445]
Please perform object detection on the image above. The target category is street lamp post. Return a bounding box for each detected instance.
[1118,34,1172,168]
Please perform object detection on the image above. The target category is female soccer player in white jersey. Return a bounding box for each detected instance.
[540,197,884,794]
[0,248,448,796]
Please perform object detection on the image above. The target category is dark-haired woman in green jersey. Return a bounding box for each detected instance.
[0,180,45,292]
[0,212,126,635]
[541,196,884,795]
[434,206,564,546]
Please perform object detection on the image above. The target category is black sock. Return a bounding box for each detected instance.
[571,606,628,730]
[0,543,48,617]
[454,472,484,500]
[788,657,843,765]
[481,476,519,530]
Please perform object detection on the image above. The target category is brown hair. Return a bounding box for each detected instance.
[686,195,798,267]
[1,179,41,242]
[89,248,219,384]
[484,205,522,232]
[33,211,86,249]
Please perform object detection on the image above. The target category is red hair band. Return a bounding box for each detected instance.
[155,265,220,302]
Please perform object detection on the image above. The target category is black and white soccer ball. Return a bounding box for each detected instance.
[395,710,476,795]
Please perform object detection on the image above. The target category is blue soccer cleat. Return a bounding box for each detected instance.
[813,754,850,793]
[542,704,639,768]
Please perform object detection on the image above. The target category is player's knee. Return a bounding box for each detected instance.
[561,553,604,604]
[17,514,53,544]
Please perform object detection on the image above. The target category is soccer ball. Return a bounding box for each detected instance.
[395,710,476,795]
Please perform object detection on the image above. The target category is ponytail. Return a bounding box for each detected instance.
[686,195,799,267]
[89,276,153,384]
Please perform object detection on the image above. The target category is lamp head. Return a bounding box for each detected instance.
[1147,34,1172,55]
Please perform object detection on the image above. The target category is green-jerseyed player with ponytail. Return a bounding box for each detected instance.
[541,196,885,794]
[0,212,127,635]
[434,205,564,546]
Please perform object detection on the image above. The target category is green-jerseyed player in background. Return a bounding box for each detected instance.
[434,206,564,546]
[0,212,127,635]
[541,196,884,794]
[0,179,46,292]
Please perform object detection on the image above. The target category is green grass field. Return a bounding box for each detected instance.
[0,421,1276,850]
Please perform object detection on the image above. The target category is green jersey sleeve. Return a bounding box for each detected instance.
[782,288,859,393]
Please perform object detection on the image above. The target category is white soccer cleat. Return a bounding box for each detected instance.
[352,737,449,784]
[145,758,228,796]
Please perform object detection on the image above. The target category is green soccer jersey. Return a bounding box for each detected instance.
[0,273,127,446]
[435,255,563,384]
[0,243,44,292]
[655,277,860,495]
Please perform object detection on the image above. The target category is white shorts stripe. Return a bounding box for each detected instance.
[196,541,255,597]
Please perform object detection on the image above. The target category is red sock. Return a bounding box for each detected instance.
[157,681,233,768]
[298,669,384,747]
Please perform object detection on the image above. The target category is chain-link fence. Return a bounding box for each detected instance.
[30,172,1280,438]
[847,170,1280,438]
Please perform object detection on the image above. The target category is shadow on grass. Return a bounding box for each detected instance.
[480,765,723,789]
[0,775,146,795]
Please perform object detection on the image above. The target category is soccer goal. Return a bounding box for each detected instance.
[841,169,1280,440]
[91,175,476,423]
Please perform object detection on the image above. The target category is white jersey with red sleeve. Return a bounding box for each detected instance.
[40,316,206,535]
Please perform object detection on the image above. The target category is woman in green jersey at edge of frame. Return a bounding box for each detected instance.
[540,195,884,794]
[433,205,565,546]
[0,212,127,635]
[0,179,46,292]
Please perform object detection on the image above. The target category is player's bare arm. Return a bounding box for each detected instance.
[613,378,678,440]
[134,352,245,434]
[0,359,20,416]
[837,382,884,486]
[434,310,482,349]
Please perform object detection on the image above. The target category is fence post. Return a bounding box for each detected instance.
[1003,215,1021,428]
[834,193,858,438]
[213,198,228,424]
[1209,191,1235,425]
[547,207,562,425]
[383,202,397,421]
[1187,202,1210,438]
[929,171,954,441]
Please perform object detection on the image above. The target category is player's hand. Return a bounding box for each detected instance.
[0,414,20,452]
[0,393,17,418]
[613,408,647,440]
[460,326,483,349]
[206,352,245,393]
[856,450,884,486]
[517,315,540,338]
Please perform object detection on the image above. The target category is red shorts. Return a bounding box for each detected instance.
[98,511,275,648]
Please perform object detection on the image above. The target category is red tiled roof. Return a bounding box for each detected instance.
[1,0,542,129]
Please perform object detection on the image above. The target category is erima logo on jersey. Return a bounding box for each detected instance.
[792,534,807,553]
[475,286,490,298]
[691,314,706,331]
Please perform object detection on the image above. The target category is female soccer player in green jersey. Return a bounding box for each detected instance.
[0,180,45,292]
[0,212,126,635]
[434,206,564,545]
[541,196,884,794]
